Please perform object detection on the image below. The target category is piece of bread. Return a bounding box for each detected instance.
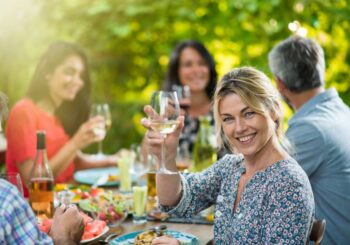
[134,230,158,245]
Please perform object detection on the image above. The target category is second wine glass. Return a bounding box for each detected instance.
[90,103,111,158]
[149,91,180,174]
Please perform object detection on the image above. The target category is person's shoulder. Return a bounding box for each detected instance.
[10,98,36,114]
[0,179,21,207]
[287,117,323,140]
[273,158,311,189]
[12,98,35,109]
[8,98,37,119]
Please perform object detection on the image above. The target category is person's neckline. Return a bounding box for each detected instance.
[240,157,291,176]
[289,88,337,123]
[25,98,56,119]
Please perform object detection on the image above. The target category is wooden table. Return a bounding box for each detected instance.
[87,218,213,244]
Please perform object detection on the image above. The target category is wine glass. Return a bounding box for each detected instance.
[90,104,109,158]
[0,173,24,196]
[103,104,112,133]
[130,144,148,176]
[176,143,192,173]
[149,91,180,174]
[172,85,191,112]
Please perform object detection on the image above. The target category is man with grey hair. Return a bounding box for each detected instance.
[0,92,84,244]
[268,36,350,244]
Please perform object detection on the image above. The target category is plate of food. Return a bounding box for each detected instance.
[38,212,109,244]
[109,230,199,245]
[78,191,130,227]
[74,167,120,187]
[80,225,109,244]
[55,184,105,204]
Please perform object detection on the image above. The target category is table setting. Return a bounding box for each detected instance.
[49,147,213,244]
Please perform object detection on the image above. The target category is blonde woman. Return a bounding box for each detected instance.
[142,67,314,244]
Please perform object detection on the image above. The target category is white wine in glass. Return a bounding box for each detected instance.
[149,91,180,174]
[90,104,110,158]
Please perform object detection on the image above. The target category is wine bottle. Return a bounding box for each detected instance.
[192,116,217,172]
[29,131,54,221]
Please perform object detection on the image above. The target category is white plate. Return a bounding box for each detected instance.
[74,167,120,186]
[80,226,109,244]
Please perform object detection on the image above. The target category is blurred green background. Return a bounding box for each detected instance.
[1,0,349,154]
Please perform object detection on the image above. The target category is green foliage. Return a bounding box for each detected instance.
[1,0,349,153]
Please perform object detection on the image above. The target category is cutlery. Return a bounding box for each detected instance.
[92,174,109,188]
[149,224,167,236]
[98,232,119,244]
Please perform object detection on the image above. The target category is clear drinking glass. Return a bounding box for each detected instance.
[118,155,133,193]
[132,185,148,224]
[0,173,24,196]
[90,104,111,158]
[176,143,192,173]
[149,91,180,174]
[172,85,191,112]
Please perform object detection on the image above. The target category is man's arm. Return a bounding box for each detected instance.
[0,180,53,244]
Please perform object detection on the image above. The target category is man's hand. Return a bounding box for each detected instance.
[49,204,84,245]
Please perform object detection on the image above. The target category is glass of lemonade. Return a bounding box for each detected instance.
[133,186,148,224]
[118,156,132,193]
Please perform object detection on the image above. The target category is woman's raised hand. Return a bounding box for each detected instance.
[71,116,106,150]
[141,105,184,164]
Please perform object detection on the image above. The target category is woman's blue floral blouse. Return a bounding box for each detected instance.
[161,154,315,244]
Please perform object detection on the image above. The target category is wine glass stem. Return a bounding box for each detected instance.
[160,136,166,171]
[98,140,103,155]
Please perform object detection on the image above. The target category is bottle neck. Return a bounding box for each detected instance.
[31,147,53,180]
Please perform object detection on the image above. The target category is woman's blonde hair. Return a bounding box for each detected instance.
[213,67,290,153]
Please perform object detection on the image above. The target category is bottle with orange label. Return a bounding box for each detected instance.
[29,131,54,221]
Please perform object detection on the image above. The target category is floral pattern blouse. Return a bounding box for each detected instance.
[161,154,315,244]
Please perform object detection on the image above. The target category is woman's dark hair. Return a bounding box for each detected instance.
[27,41,91,136]
[163,40,217,100]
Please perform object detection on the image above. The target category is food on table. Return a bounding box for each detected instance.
[38,212,107,241]
[80,212,107,240]
[38,218,52,234]
[108,174,119,182]
[79,191,128,227]
[134,230,159,245]
[54,184,104,203]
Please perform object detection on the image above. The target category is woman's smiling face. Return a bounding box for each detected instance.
[219,93,276,158]
[178,47,210,94]
[47,55,85,106]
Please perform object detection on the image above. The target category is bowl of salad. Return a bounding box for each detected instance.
[79,191,128,227]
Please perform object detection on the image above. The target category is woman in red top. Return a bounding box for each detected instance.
[6,41,115,196]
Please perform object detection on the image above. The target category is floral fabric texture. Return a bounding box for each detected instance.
[161,154,315,244]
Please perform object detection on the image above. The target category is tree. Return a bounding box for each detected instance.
[1,0,349,152]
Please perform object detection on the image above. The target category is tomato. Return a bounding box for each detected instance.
[89,188,101,197]
[81,192,90,199]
